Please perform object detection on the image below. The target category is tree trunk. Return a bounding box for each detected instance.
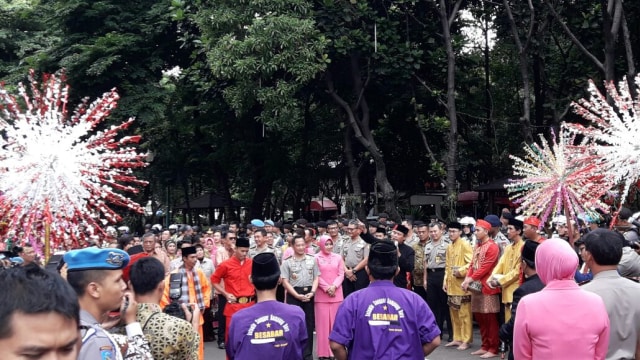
[344,126,366,219]
[437,0,463,220]
[503,0,535,144]
[326,54,401,222]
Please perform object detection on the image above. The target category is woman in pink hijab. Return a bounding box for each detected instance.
[315,235,345,360]
[513,238,610,359]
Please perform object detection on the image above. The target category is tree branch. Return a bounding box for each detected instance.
[448,0,463,29]
[544,0,604,72]
[325,72,372,150]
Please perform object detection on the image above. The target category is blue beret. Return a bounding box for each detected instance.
[250,219,265,228]
[484,214,501,228]
[64,247,130,272]
[264,220,275,226]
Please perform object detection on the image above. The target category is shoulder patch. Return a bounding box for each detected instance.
[100,348,114,360]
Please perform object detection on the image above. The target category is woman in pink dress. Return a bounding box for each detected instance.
[315,235,345,360]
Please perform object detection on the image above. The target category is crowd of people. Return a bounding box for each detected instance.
[2,208,640,359]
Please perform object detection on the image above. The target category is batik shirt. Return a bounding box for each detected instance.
[136,303,199,360]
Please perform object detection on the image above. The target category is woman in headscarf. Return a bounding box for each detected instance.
[314,235,345,360]
[513,238,609,359]
[164,239,178,261]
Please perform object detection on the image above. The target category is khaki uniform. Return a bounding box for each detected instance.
[342,237,369,268]
[281,254,320,288]
[248,245,274,259]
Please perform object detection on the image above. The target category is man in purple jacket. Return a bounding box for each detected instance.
[329,240,441,359]
[226,252,307,360]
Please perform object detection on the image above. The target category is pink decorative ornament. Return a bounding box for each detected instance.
[505,126,612,227]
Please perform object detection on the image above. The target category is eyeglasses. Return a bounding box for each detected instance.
[228,237,237,240]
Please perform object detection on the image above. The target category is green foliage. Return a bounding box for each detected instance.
[194,0,328,130]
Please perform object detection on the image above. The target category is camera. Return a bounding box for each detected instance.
[164,273,188,320]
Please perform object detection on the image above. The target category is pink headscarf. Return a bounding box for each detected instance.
[317,235,333,255]
[535,238,578,284]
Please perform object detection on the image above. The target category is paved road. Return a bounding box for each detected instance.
[204,326,489,360]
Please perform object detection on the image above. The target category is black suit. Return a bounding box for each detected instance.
[393,243,415,289]
[499,273,545,360]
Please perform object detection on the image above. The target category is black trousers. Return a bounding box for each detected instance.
[342,269,369,298]
[413,284,428,303]
[203,299,215,341]
[216,295,226,345]
[287,288,315,360]
[425,269,453,339]
[276,283,285,303]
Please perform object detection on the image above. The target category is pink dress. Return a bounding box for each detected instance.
[314,236,345,357]
[513,238,609,359]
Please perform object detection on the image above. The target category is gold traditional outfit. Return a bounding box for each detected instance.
[490,238,524,322]
[444,237,473,344]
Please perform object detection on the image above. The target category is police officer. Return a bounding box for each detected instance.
[424,221,453,342]
[65,247,152,360]
[248,228,275,258]
[342,220,370,297]
[281,234,319,360]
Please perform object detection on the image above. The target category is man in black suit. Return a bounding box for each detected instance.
[499,240,544,360]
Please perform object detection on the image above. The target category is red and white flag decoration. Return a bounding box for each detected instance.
[0,70,148,251]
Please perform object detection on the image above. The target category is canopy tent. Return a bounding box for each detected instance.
[308,199,338,212]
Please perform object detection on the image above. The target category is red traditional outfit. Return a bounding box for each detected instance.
[210,256,254,343]
[467,220,500,356]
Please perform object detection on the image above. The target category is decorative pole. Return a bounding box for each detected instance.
[44,220,51,262]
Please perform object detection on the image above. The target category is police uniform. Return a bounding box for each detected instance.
[424,236,452,340]
[65,247,153,360]
[331,234,349,257]
[281,253,320,360]
[342,236,370,297]
[248,244,275,259]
